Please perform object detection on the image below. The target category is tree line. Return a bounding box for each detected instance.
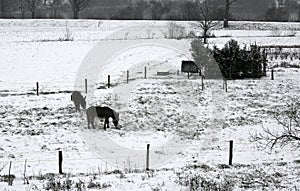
[1,0,299,22]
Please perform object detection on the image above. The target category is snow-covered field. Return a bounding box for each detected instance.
[0,19,300,190]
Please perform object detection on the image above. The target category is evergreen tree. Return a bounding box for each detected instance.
[196,39,265,80]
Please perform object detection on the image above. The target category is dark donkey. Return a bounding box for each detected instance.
[86,106,119,130]
[71,91,86,112]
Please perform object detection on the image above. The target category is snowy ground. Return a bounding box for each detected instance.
[0,20,300,190]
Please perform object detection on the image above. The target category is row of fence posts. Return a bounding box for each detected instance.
[5,141,234,185]
[34,66,205,96]
[34,66,149,96]
[44,65,290,96]
[222,69,275,93]
[34,68,274,96]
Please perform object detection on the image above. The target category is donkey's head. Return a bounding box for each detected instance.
[112,111,119,128]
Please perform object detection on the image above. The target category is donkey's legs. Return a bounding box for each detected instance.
[104,118,109,131]
[91,117,95,129]
[75,103,80,112]
[87,113,90,128]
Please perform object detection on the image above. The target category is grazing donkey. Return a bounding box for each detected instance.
[86,106,119,130]
[71,91,86,112]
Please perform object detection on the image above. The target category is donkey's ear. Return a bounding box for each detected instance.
[84,96,86,100]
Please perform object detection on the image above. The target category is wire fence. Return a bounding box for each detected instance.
[0,140,275,165]
[0,68,208,97]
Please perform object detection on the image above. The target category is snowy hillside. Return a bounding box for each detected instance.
[0,19,300,190]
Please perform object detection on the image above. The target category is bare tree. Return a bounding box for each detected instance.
[167,21,185,39]
[224,0,238,28]
[69,0,89,19]
[0,0,5,17]
[0,0,15,18]
[17,0,26,18]
[192,0,219,44]
[50,0,62,18]
[25,0,39,18]
[250,99,300,150]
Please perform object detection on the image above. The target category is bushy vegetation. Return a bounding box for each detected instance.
[190,39,265,80]
[177,172,235,191]
[212,39,265,79]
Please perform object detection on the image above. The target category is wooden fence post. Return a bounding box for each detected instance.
[144,66,147,79]
[8,161,12,185]
[146,144,150,171]
[224,80,228,92]
[36,82,39,96]
[271,69,274,80]
[58,151,63,174]
[263,50,267,77]
[23,159,28,184]
[127,70,129,84]
[188,72,190,79]
[229,140,233,166]
[201,75,204,91]
[108,75,111,88]
[85,79,87,94]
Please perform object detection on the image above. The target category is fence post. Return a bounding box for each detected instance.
[8,161,12,185]
[58,151,63,174]
[127,70,129,84]
[229,140,233,166]
[224,80,228,92]
[23,159,28,184]
[146,144,150,171]
[263,50,267,76]
[271,69,274,80]
[188,72,190,79]
[201,75,204,91]
[108,75,111,88]
[177,70,179,75]
[144,66,147,79]
[36,82,39,96]
[85,79,87,94]
[263,62,267,77]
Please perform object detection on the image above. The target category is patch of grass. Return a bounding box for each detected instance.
[217,164,231,169]
[0,174,15,185]
[177,173,235,191]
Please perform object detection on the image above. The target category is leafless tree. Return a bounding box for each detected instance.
[69,0,89,19]
[192,0,219,44]
[250,98,300,150]
[224,0,238,28]
[0,0,6,17]
[25,0,39,18]
[167,21,185,39]
[0,0,15,18]
[17,0,26,18]
[50,0,62,18]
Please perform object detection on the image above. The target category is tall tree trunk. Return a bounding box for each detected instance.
[73,10,79,19]
[53,9,57,18]
[203,29,208,44]
[224,0,230,28]
[1,0,4,18]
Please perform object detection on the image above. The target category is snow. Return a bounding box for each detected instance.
[0,19,300,190]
